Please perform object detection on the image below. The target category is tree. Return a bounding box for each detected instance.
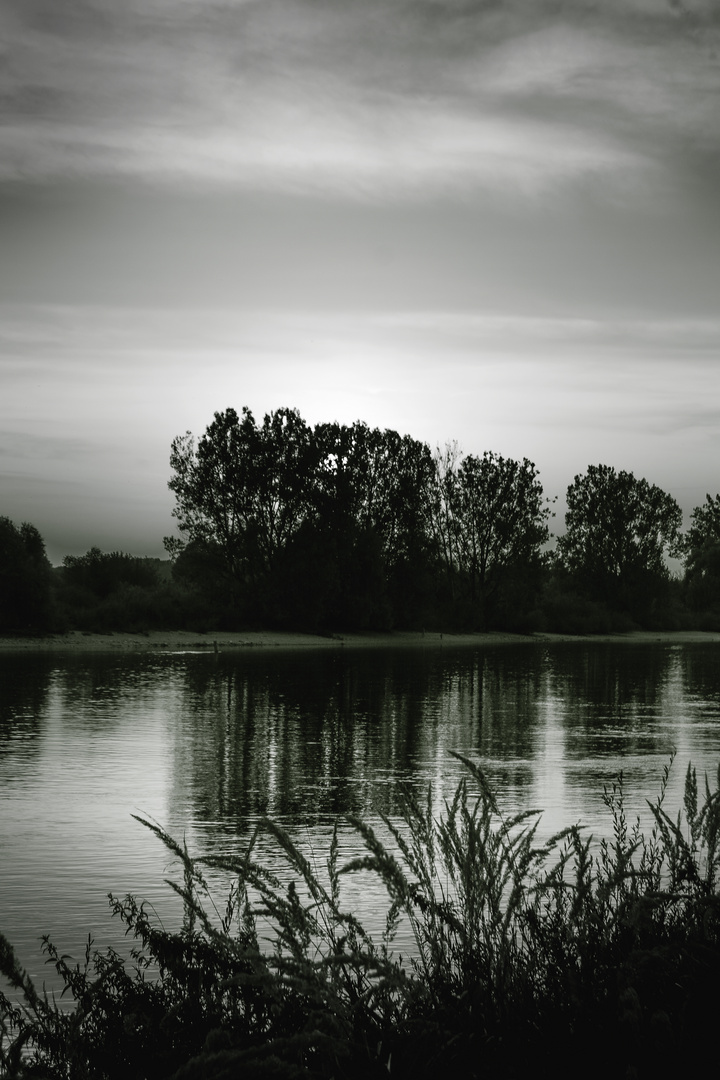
[166,408,442,629]
[429,448,551,626]
[681,493,720,611]
[380,431,437,626]
[427,442,463,603]
[165,407,317,609]
[556,465,682,616]
[0,518,53,631]
[312,420,435,570]
[304,421,437,628]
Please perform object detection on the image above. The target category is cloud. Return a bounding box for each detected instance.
[1,1,717,198]
[3,303,719,450]
[2,298,719,554]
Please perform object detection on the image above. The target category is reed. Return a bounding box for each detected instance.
[2,754,720,1079]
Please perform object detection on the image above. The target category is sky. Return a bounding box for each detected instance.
[1,0,719,564]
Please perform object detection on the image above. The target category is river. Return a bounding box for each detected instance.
[1,639,719,997]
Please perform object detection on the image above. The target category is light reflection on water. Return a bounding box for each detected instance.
[1,641,720,996]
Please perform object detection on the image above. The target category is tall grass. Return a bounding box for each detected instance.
[2,754,720,1079]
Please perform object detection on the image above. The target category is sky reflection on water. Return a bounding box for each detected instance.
[2,641,720,993]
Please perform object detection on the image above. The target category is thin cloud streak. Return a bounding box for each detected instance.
[2,1,718,197]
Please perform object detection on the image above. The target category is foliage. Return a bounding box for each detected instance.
[681,493,720,613]
[166,409,720,632]
[429,447,551,627]
[3,757,720,1078]
[311,422,435,575]
[0,518,54,632]
[55,549,176,633]
[62,548,159,600]
[280,421,435,631]
[165,410,558,631]
[165,407,316,607]
[165,409,439,630]
[557,465,682,618]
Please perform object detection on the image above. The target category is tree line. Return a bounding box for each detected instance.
[2,405,719,634]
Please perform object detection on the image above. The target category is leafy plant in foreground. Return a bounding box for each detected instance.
[2,756,720,1079]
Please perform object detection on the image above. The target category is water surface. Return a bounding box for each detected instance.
[2,640,719,994]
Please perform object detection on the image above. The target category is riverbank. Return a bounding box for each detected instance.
[1,627,719,652]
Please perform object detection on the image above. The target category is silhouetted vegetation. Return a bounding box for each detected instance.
[4,409,719,636]
[161,407,717,634]
[163,407,550,633]
[555,465,683,627]
[0,518,55,633]
[49,547,215,634]
[3,756,720,1078]
[679,493,720,629]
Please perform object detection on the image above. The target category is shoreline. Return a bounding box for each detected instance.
[0,628,719,653]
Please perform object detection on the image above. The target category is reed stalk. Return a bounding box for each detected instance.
[2,754,720,1078]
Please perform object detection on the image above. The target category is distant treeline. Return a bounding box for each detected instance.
[2,405,720,635]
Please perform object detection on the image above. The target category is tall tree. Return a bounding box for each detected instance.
[380,431,437,624]
[453,452,551,623]
[311,421,435,566]
[427,442,463,602]
[0,518,53,631]
[165,407,316,605]
[312,420,383,535]
[428,447,551,625]
[681,493,720,611]
[557,464,682,615]
[298,420,430,628]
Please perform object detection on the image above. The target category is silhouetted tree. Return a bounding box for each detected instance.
[428,442,463,604]
[681,493,720,612]
[0,518,53,631]
[312,420,381,534]
[557,464,682,618]
[167,408,443,629]
[165,407,557,630]
[306,421,435,627]
[430,449,551,627]
[165,407,316,613]
[293,420,398,628]
[381,431,437,626]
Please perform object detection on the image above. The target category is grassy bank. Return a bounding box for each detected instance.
[0,628,529,653]
[1,627,720,654]
[2,755,720,1079]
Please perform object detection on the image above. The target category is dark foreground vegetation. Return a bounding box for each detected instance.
[2,756,720,1079]
[3,405,720,636]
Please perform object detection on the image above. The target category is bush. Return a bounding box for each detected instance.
[3,756,720,1078]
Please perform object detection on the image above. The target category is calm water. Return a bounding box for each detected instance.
[2,640,720,996]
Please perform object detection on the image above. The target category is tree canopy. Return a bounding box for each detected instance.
[165,407,553,630]
[166,406,316,592]
[430,448,551,626]
[7,425,718,636]
[556,464,682,617]
[0,517,53,631]
[4,418,715,637]
[681,493,720,612]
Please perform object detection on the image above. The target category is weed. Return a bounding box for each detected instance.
[2,755,720,1078]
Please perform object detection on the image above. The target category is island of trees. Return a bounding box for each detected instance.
[2,406,720,636]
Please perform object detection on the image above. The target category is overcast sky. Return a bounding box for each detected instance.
[1,0,719,562]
